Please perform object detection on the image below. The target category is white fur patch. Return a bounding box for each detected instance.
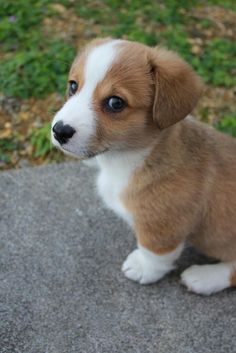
[181,262,235,295]
[96,148,151,226]
[51,40,121,156]
[51,93,96,156]
[122,243,184,284]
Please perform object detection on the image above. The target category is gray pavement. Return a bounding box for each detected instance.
[0,162,235,353]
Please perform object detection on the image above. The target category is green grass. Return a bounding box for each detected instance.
[0,1,47,51]
[216,114,236,137]
[206,0,236,11]
[0,0,235,166]
[0,42,75,98]
[0,0,76,98]
[29,122,52,158]
[0,0,235,99]
[0,138,22,164]
[192,39,236,87]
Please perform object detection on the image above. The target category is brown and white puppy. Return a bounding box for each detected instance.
[51,38,236,295]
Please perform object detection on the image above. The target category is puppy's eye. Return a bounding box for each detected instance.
[68,80,78,96]
[104,96,126,113]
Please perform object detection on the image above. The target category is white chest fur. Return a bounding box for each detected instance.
[96,149,150,226]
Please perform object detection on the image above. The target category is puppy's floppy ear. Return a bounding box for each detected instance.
[148,47,203,129]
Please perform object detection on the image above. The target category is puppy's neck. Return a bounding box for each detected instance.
[96,147,152,173]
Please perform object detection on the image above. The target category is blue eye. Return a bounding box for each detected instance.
[69,80,78,96]
[104,96,126,113]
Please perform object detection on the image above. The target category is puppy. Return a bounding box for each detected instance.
[51,38,236,295]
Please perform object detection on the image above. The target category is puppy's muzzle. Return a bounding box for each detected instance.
[52,120,75,145]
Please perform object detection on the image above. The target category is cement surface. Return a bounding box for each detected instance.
[0,162,235,353]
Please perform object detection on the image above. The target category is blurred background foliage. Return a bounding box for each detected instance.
[0,0,235,169]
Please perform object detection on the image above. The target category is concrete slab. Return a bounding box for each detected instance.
[0,162,235,353]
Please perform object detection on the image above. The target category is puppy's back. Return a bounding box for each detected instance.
[184,118,236,261]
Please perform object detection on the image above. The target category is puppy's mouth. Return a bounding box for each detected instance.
[60,144,109,160]
[51,130,109,159]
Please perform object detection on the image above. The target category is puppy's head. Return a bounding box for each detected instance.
[51,38,202,158]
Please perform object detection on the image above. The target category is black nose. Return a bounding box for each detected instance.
[52,121,75,144]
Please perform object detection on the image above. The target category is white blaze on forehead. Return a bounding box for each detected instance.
[84,39,121,90]
[51,40,121,155]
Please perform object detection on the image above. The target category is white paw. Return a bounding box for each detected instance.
[181,264,231,295]
[121,248,169,284]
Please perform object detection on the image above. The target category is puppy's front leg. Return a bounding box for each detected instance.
[122,243,183,284]
[121,174,197,285]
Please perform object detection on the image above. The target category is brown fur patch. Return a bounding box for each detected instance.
[123,118,236,259]
[148,47,203,129]
[231,268,236,287]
